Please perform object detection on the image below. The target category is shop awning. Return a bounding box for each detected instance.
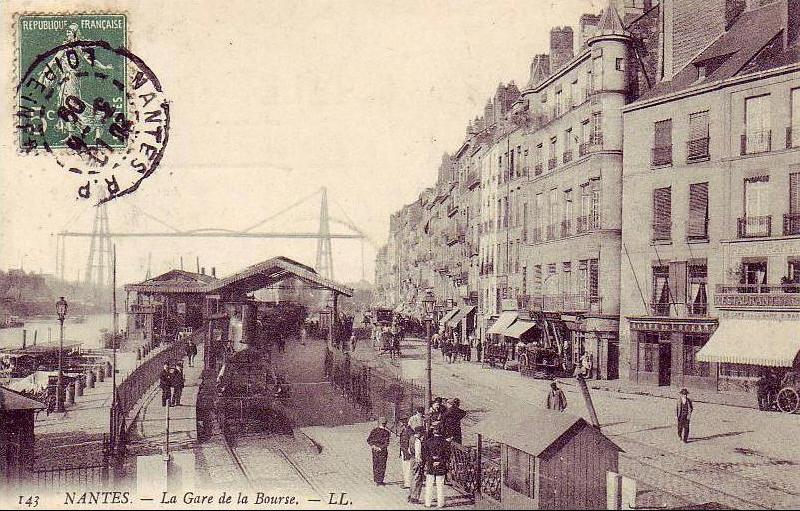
[503,320,537,339]
[487,311,518,335]
[696,319,800,367]
[447,305,476,328]
[439,309,459,325]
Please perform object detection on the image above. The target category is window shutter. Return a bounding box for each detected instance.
[790,173,800,215]
[652,187,672,240]
[688,182,709,238]
[689,111,709,140]
[654,119,672,148]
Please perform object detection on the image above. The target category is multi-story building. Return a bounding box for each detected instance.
[620,0,800,392]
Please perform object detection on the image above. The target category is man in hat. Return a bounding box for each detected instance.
[159,363,172,407]
[545,381,567,412]
[423,426,450,508]
[366,417,391,485]
[676,388,693,443]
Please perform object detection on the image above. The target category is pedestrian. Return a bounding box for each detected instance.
[756,369,777,411]
[186,339,198,367]
[408,406,425,431]
[423,426,450,508]
[476,337,482,363]
[545,381,567,412]
[676,388,693,443]
[171,362,185,406]
[580,351,593,379]
[350,333,357,352]
[366,417,391,485]
[399,422,415,489]
[442,398,466,445]
[407,426,425,504]
[431,331,440,350]
[159,363,172,407]
[393,333,401,359]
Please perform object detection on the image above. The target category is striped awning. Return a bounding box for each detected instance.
[488,311,518,335]
[447,305,476,328]
[696,319,800,367]
[439,308,459,325]
[503,320,537,339]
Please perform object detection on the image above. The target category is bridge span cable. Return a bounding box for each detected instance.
[241,187,323,233]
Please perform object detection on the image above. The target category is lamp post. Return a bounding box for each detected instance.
[55,296,68,413]
[422,290,435,406]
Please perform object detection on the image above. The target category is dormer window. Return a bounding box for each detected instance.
[697,65,706,80]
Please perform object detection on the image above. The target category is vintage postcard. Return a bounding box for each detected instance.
[1,0,799,510]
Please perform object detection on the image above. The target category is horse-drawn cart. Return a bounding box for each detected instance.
[776,371,800,413]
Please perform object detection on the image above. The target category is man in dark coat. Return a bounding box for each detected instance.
[442,398,466,445]
[171,362,185,406]
[366,417,391,485]
[159,363,172,407]
[422,427,450,508]
[676,388,693,443]
[545,381,567,412]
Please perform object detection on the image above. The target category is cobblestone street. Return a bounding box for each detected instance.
[353,338,800,509]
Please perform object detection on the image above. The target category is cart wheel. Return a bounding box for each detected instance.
[777,387,800,413]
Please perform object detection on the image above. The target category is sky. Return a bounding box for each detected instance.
[0,0,605,287]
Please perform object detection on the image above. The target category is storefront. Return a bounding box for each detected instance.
[627,317,719,390]
[697,318,800,393]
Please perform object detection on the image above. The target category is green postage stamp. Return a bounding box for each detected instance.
[17,14,128,150]
[16,13,170,203]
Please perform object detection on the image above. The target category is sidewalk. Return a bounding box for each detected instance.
[33,349,144,468]
[126,344,204,455]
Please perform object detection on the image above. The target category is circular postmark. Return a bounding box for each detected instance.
[16,39,169,204]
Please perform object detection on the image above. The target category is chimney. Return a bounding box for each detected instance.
[212,267,216,277]
[201,267,206,275]
[549,26,574,73]
[579,13,602,48]
[725,0,747,30]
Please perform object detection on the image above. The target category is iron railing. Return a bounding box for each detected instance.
[737,215,771,238]
[561,219,571,238]
[563,150,573,164]
[534,163,543,175]
[546,224,558,240]
[109,340,185,454]
[650,301,672,316]
[548,158,557,170]
[578,142,590,156]
[30,435,110,488]
[788,126,798,149]
[577,215,589,233]
[528,294,602,313]
[784,213,800,236]
[532,227,542,242]
[687,137,710,161]
[651,145,673,166]
[741,130,772,155]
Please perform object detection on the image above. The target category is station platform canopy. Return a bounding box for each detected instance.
[206,256,353,298]
[124,269,217,294]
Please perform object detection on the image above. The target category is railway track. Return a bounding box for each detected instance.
[219,426,321,498]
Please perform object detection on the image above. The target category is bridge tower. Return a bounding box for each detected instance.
[84,202,112,287]
[315,187,334,280]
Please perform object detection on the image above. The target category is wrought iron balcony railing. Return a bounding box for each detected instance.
[785,213,800,236]
[651,145,673,166]
[563,150,573,164]
[561,219,571,238]
[548,158,557,170]
[546,224,558,240]
[528,294,602,313]
[686,137,710,161]
[740,130,772,155]
[788,126,799,149]
[534,163,543,175]
[737,215,771,238]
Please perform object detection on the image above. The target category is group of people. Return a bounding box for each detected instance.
[431,331,480,364]
[159,361,186,407]
[366,397,467,508]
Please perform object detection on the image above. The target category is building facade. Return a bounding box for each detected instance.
[620,0,800,391]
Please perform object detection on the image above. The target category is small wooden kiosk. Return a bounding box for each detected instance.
[478,410,621,510]
[0,386,44,485]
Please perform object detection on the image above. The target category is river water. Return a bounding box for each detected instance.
[0,313,127,350]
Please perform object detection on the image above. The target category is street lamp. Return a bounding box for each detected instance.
[422,290,436,406]
[55,296,68,413]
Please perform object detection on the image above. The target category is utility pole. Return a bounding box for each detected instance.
[112,245,118,400]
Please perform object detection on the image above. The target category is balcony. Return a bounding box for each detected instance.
[532,226,542,242]
[651,145,673,166]
[784,213,800,236]
[548,158,557,170]
[546,224,558,240]
[715,283,800,309]
[686,302,708,317]
[737,215,771,238]
[563,150,573,164]
[740,130,772,155]
[529,294,602,313]
[534,163,543,175]
[561,219,571,238]
[649,301,672,316]
[576,215,588,234]
[687,137,710,161]
[578,142,591,157]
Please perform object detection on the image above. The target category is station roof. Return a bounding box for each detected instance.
[206,256,353,297]
[124,269,217,294]
[0,386,45,411]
